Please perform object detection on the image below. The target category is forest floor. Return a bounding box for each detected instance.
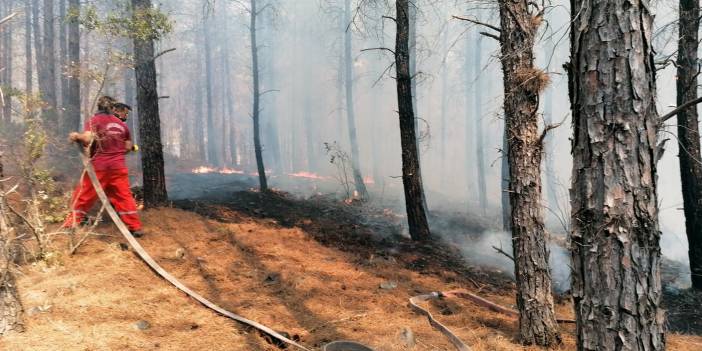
[2,181,702,350]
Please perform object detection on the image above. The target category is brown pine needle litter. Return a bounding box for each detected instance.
[2,207,701,350]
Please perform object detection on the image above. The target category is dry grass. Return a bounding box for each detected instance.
[1,207,700,351]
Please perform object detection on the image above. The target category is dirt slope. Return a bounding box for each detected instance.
[2,205,701,351]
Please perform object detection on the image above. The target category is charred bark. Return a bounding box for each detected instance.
[408,3,429,212]
[569,0,665,349]
[343,0,368,199]
[676,0,702,291]
[497,0,559,345]
[131,0,168,207]
[250,0,268,191]
[395,0,430,241]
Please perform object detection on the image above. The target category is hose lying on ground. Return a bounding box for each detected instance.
[76,145,312,351]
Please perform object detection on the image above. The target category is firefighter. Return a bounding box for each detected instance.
[63,96,144,238]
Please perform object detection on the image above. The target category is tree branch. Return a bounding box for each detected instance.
[0,12,17,26]
[492,245,514,261]
[360,47,396,55]
[479,32,501,42]
[153,48,176,61]
[660,95,702,122]
[452,15,501,32]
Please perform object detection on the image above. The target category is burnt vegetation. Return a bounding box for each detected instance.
[0,0,701,350]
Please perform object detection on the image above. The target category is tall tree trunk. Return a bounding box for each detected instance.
[395,0,430,241]
[464,29,473,207]
[64,0,80,134]
[24,0,33,95]
[569,0,665,348]
[250,0,267,190]
[222,36,237,166]
[41,0,56,123]
[474,36,488,215]
[408,2,429,211]
[497,1,559,345]
[343,0,368,199]
[439,5,448,180]
[194,44,206,161]
[203,14,217,166]
[677,0,702,291]
[132,0,168,207]
[124,43,137,140]
[2,0,13,124]
[541,41,559,215]
[58,0,67,110]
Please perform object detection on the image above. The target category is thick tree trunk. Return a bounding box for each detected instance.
[408,3,429,212]
[64,0,80,134]
[343,0,368,199]
[677,0,702,291]
[395,0,430,241]
[474,36,488,215]
[132,0,168,207]
[497,1,559,345]
[439,5,448,178]
[250,0,267,191]
[569,0,665,349]
[194,44,206,161]
[24,0,32,95]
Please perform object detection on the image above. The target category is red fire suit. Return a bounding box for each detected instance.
[63,112,142,231]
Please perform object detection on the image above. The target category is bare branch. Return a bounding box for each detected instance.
[660,95,702,122]
[492,245,514,261]
[360,47,396,55]
[479,31,501,42]
[0,12,17,26]
[153,48,176,61]
[452,15,501,33]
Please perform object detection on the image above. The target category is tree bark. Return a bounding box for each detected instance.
[132,0,168,207]
[676,0,702,291]
[395,0,430,241]
[569,0,665,349]
[250,0,268,191]
[408,2,429,212]
[497,0,559,345]
[58,0,67,109]
[64,0,80,134]
[343,0,368,199]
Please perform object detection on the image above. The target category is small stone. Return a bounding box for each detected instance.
[400,327,416,348]
[379,281,398,290]
[175,247,186,259]
[118,243,129,251]
[27,306,42,316]
[134,320,151,331]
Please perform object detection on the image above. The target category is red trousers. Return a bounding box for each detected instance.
[63,168,142,231]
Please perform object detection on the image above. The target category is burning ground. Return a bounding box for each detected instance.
[1,172,701,350]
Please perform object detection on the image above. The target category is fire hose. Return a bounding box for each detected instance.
[75,145,312,351]
[76,145,573,351]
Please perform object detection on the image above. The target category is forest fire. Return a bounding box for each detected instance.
[286,171,330,180]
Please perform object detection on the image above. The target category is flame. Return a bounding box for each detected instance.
[287,171,329,180]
